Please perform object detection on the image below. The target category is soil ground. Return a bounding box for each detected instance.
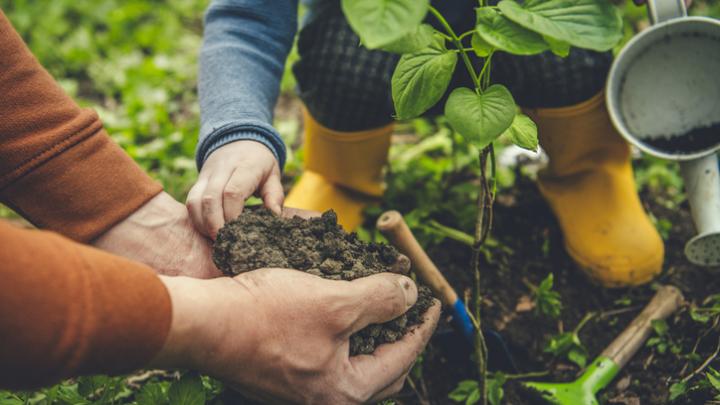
[642,122,720,154]
[387,175,720,404]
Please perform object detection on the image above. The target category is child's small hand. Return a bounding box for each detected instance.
[187,141,284,238]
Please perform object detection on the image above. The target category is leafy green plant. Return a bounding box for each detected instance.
[544,313,594,368]
[449,375,505,405]
[341,1,623,403]
[449,379,482,405]
[668,380,689,402]
[450,370,550,405]
[690,293,720,324]
[647,319,682,355]
[527,273,563,319]
[706,367,720,400]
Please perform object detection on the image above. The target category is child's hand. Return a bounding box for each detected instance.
[187,141,284,238]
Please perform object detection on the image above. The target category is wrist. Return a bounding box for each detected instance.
[150,276,260,375]
[150,276,205,369]
[197,124,287,171]
[93,192,221,278]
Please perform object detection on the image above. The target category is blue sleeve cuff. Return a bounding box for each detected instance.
[196,124,287,172]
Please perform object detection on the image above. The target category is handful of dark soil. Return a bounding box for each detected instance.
[212,208,434,355]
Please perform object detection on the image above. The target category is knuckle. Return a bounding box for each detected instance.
[201,195,216,207]
[222,187,243,199]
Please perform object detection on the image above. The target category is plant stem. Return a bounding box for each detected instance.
[478,52,494,91]
[681,334,720,383]
[458,30,475,42]
[573,312,596,335]
[504,370,551,380]
[428,6,481,92]
[471,148,493,405]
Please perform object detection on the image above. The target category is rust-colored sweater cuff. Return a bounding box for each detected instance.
[0,220,172,390]
[0,11,162,242]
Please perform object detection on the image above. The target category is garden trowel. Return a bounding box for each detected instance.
[523,285,684,405]
[377,210,517,373]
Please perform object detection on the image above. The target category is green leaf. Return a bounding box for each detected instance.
[568,347,588,368]
[465,387,481,405]
[539,273,554,291]
[449,380,479,403]
[137,383,168,405]
[544,332,575,356]
[380,24,435,54]
[487,374,507,405]
[392,36,458,119]
[651,319,669,336]
[707,368,720,393]
[78,376,110,397]
[475,8,548,55]
[168,373,206,405]
[471,33,493,57]
[543,35,571,57]
[341,0,430,49]
[534,274,562,318]
[445,85,516,149]
[668,381,687,401]
[498,0,623,51]
[503,114,538,151]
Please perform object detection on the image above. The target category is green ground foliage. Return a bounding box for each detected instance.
[1,0,719,404]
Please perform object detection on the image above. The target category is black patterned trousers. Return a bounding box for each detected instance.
[292,0,613,132]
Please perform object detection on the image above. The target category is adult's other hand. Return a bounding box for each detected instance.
[154,268,440,404]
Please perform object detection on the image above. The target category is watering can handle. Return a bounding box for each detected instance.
[377,210,458,307]
[647,0,687,24]
[600,285,684,368]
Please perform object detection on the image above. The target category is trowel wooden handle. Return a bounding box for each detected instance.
[600,285,684,368]
[377,211,458,307]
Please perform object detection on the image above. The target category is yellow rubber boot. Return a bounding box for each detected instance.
[527,92,664,287]
[285,108,392,230]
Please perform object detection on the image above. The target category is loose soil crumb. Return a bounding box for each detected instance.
[212,208,434,356]
[642,122,720,154]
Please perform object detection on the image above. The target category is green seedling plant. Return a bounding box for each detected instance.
[340,0,623,403]
[449,375,501,405]
[544,312,595,369]
[668,293,720,402]
[646,319,682,356]
[527,273,563,319]
[449,370,550,405]
[690,293,720,324]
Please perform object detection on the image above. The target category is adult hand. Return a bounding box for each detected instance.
[153,268,440,404]
[92,192,221,279]
[187,141,284,239]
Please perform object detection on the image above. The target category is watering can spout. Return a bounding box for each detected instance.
[681,155,720,266]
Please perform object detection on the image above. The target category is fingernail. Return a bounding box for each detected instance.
[397,276,417,308]
[390,255,411,275]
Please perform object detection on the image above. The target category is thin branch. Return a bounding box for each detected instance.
[429,6,481,91]
[505,370,551,380]
[458,30,475,42]
[681,334,720,383]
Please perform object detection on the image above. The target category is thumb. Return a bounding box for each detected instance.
[260,167,284,215]
[344,273,418,335]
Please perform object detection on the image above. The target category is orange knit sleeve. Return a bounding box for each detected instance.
[0,10,163,243]
[0,220,172,390]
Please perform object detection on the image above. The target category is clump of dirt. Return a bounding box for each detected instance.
[212,208,434,356]
[642,122,720,154]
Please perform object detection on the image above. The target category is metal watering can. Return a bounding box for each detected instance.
[606,0,720,266]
